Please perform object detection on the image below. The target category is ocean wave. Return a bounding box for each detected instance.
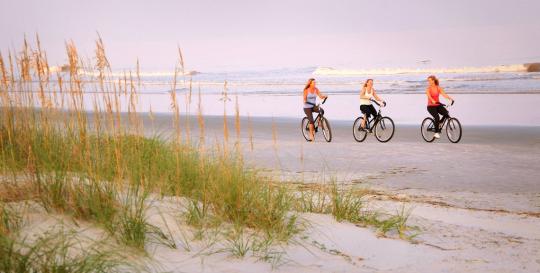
[313,63,540,76]
[49,66,201,77]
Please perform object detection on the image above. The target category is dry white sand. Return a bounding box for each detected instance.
[18,195,540,272]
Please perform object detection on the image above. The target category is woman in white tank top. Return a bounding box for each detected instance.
[303,78,328,141]
[359,79,385,130]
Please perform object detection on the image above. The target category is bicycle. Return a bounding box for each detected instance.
[301,97,332,142]
[353,99,395,142]
[421,101,462,143]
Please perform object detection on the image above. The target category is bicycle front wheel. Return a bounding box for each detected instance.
[321,117,332,142]
[301,117,311,141]
[421,117,436,142]
[374,117,395,143]
[352,117,368,142]
[446,117,462,143]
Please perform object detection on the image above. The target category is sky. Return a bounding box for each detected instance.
[1,0,540,72]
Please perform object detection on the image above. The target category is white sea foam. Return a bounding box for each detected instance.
[48,66,200,77]
[313,64,532,76]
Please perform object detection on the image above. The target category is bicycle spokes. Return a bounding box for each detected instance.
[445,118,462,143]
[379,119,386,130]
[374,117,395,142]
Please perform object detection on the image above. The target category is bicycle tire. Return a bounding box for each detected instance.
[352,117,368,142]
[421,117,436,142]
[301,117,311,141]
[446,117,462,143]
[374,116,395,143]
[321,117,332,142]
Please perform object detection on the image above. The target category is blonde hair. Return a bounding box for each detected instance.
[363,79,373,88]
[304,78,315,91]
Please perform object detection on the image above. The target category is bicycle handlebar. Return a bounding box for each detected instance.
[305,97,327,107]
[440,100,455,108]
[370,98,386,107]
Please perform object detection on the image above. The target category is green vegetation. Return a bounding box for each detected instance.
[0,36,415,271]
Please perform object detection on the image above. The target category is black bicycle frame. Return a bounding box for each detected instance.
[363,109,382,130]
[430,103,452,131]
[312,108,325,131]
[306,100,326,130]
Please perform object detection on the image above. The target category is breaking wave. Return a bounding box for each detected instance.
[313,63,540,76]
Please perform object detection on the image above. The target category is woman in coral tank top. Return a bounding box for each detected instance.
[426,75,454,139]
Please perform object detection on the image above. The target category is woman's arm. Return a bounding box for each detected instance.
[426,88,437,104]
[439,87,453,102]
[373,90,384,102]
[316,88,327,99]
[303,89,308,103]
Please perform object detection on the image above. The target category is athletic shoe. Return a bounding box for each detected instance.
[434,133,440,139]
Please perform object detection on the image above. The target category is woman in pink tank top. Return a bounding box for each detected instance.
[426,75,454,138]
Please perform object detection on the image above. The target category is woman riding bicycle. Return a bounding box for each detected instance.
[303,78,327,141]
[426,75,454,139]
[360,79,385,131]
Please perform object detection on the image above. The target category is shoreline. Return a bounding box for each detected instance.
[43,92,540,126]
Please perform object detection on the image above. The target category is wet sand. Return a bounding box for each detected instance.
[147,114,540,212]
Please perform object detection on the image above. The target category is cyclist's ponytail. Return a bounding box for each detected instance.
[428,75,439,86]
[304,78,315,91]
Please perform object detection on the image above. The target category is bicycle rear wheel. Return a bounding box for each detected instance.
[301,117,311,141]
[352,117,368,142]
[421,117,436,142]
[446,117,462,143]
[374,117,395,143]
[321,117,332,142]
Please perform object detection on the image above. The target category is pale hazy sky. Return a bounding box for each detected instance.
[1,0,539,71]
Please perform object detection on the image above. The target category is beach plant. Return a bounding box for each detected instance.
[18,230,130,273]
[289,182,416,238]
[0,202,21,236]
[329,182,365,222]
[225,227,253,258]
[116,186,176,250]
[0,35,422,271]
[0,36,300,256]
[0,228,137,273]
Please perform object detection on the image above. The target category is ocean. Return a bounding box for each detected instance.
[110,64,540,96]
[20,64,540,126]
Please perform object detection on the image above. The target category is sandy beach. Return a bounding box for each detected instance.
[95,113,539,272]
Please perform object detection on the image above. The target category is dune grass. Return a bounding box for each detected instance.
[1,36,299,257]
[291,182,416,238]
[0,35,415,270]
[0,203,136,273]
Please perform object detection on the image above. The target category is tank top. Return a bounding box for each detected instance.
[304,89,317,108]
[360,88,374,105]
[427,86,440,106]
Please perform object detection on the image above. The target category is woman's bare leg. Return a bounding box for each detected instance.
[361,113,367,129]
[309,124,315,141]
